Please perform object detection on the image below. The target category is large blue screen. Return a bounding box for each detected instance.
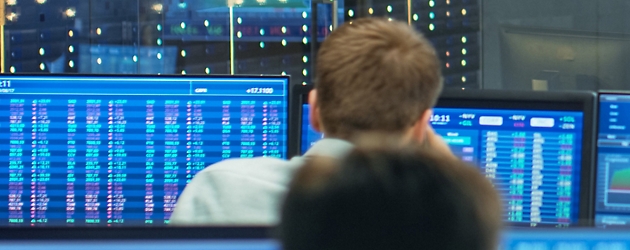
[301,105,584,227]
[0,75,288,226]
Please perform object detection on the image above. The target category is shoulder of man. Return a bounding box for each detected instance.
[170,156,305,225]
[195,156,303,184]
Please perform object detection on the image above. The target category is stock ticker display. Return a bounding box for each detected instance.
[0,75,288,226]
[301,106,584,227]
[431,108,583,227]
[596,94,630,227]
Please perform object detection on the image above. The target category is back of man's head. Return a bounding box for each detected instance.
[280,137,502,250]
[315,18,442,139]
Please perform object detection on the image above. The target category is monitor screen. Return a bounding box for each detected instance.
[0,74,289,226]
[431,106,584,227]
[0,226,278,249]
[595,93,630,227]
[293,88,593,227]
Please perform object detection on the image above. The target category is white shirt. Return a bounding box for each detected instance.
[169,138,354,225]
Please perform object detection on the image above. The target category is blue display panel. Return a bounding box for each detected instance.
[0,75,288,226]
[431,108,583,227]
[595,94,630,227]
[300,106,583,227]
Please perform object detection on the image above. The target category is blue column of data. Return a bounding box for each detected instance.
[482,131,575,226]
[0,76,288,226]
[432,108,583,227]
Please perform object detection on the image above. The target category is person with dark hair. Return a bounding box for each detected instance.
[170,17,455,225]
[281,138,502,250]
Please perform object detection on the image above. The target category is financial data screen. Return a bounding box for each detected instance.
[300,105,583,227]
[596,94,630,227]
[431,108,583,227]
[0,75,288,226]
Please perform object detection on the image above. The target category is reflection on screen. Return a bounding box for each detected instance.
[300,106,584,227]
[596,94,630,227]
[0,75,288,226]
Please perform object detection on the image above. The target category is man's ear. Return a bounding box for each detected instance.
[410,109,433,143]
[308,89,323,133]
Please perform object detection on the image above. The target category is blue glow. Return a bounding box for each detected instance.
[300,102,584,227]
[0,75,289,226]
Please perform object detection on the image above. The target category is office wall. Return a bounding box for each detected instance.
[482,0,630,90]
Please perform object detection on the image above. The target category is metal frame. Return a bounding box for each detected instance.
[0,226,273,240]
[310,0,340,82]
[287,83,313,158]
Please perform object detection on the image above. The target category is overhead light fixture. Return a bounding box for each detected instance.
[6,12,18,22]
[64,8,76,18]
[151,3,163,14]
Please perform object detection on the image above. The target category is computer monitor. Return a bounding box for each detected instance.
[0,227,278,250]
[435,90,595,227]
[594,92,630,227]
[290,86,595,227]
[0,74,289,226]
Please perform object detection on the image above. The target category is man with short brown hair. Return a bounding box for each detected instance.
[170,17,453,225]
[313,18,442,140]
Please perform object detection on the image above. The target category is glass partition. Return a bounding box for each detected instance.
[482,0,630,91]
[1,0,337,84]
[1,0,478,89]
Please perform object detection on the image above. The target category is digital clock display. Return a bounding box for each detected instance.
[0,80,11,88]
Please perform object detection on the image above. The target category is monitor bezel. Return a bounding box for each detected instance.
[0,73,290,80]
[439,89,597,227]
[288,83,313,158]
[0,226,273,240]
[593,90,630,227]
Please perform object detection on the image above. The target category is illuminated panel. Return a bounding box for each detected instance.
[298,94,584,228]
[595,94,630,227]
[0,75,289,226]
